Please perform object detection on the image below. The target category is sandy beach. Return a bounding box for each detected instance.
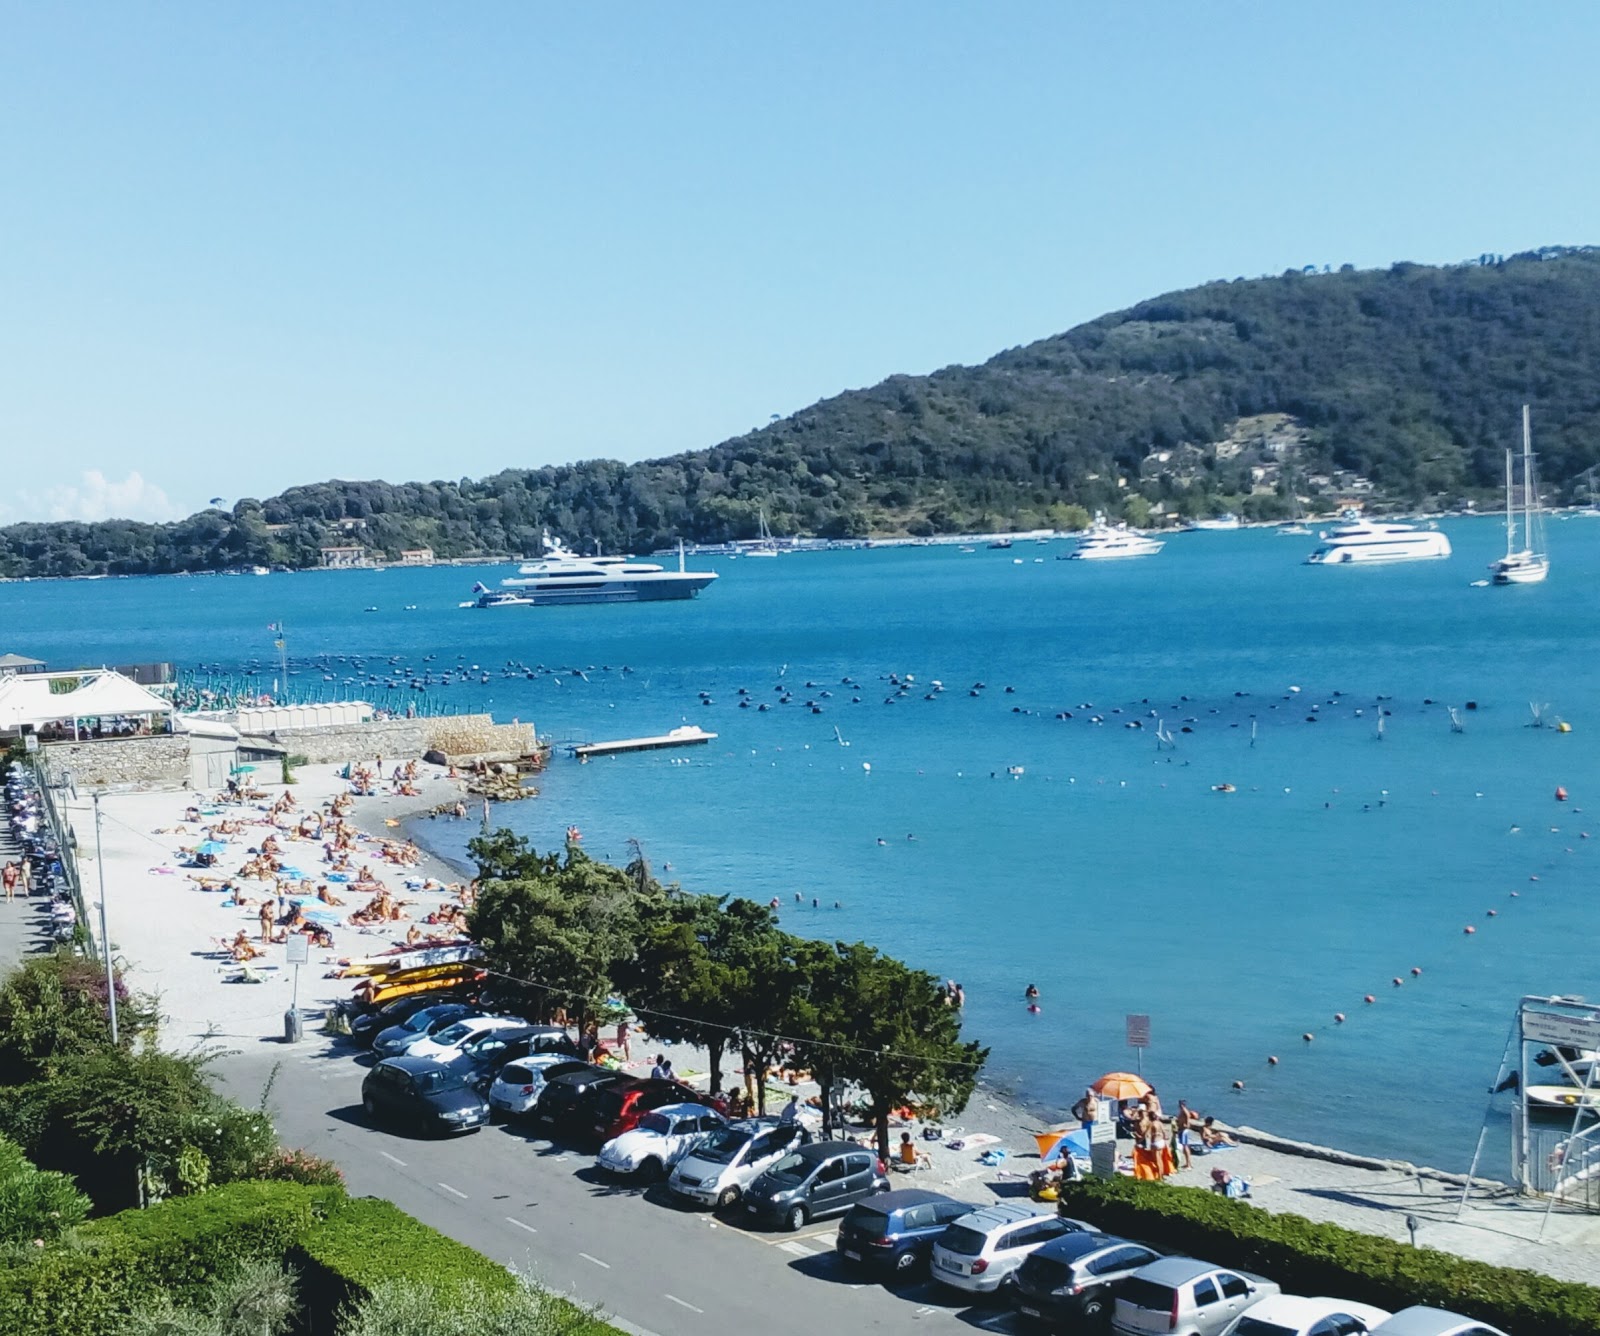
[80,760,476,1049]
[71,754,1600,1286]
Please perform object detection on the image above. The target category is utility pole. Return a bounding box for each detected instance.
[92,792,119,1043]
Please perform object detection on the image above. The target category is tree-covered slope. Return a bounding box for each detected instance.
[6,246,1600,577]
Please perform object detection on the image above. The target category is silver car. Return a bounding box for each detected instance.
[485,1055,592,1119]
[596,1103,727,1179]
[1367,1308,1508,1336]
[929,1202,1091,1295]
[1114,1258,1280,1336]
[667,1118,808,1209]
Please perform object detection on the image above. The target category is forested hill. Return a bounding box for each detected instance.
[7,245,1600,578]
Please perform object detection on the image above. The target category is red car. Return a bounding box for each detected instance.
[590,1077,712,1144]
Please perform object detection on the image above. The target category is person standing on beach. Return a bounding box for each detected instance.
[258,899,275,943]
[2,860,17,903]
[1174,1100,1197,1170]
[18,856,31,896]
[615,1018,631,1061]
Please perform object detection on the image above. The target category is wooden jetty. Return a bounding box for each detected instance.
[573,725,717,760]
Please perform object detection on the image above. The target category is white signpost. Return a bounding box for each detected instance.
[285,933,309,1043]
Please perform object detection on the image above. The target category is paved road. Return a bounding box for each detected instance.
[213,1042,1022,1336]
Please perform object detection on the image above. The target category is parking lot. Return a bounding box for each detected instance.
[214,1038,1038,1336]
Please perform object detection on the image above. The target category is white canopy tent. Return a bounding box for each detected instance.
[0,669,175,738]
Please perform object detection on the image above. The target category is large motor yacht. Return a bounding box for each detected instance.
[1305,518,1451,565]
[468,533,718,606]
[1064,519,1164,560]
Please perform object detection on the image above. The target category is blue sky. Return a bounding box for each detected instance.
[3,2,1596,522]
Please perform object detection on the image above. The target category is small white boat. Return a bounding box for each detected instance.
[745,507,781,557]
[1526,1083,1600,1109]
[1187,514,1241,531]
[1305,518,1451,565]
[1490,404,1549,585]
[1065,517,1164,560]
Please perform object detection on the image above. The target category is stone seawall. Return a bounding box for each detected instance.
[422,716,535,759]
[43,735,191,791]
[265,717,427,764]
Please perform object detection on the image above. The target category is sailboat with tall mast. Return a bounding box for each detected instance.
[745,506,781,557]
[1490,404,1549,585]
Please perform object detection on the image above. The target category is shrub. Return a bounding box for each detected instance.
[249,1148,345,1188]
[0,1181,339,1336]
[338,1275,613,1336]
[0,1134,90,1247]
[1055,1176,1600,1336]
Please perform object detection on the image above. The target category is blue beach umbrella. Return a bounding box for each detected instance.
[1039,1128,1091,1166]
[195,840,229,856]
[278,867,308,881]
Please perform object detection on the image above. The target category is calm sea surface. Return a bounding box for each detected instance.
[6,518,1599,1171]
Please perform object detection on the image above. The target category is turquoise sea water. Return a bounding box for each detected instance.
[6,518,1599,1171]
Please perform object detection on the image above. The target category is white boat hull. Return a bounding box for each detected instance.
[1306,536,1452,564]
[1491,555,1549,585]
[1067,543,1164,560]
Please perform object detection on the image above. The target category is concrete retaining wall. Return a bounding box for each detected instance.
[43,735,191,791]
[266,718,427,763]
[423,716,535,758]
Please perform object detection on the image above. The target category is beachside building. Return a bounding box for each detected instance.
[0,652,46,678]
[398,548,435,565]
[319,545,367,569]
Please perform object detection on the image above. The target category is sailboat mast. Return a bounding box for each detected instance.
[1522,403,1534,541]
[1504,444,1515,557]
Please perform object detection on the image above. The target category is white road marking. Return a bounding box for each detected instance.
[505,1216,537,1233]
[437,1181,468,1198]
[579,1252,611,1269]
[777,1240,811,1256]
[379,1151,407,1167]
[663,1294,703,1314]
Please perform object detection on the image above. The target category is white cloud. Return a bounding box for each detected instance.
[2,470,187,525]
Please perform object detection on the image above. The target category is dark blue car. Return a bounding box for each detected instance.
[835,1188,977,1276]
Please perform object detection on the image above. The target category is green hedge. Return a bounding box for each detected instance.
[1056,1176,1600,1336]
[0,1181,340,1336]
[295,1195,618,1336]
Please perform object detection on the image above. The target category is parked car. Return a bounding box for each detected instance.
[406,1014,530,1064]
[350,993,469,1048]
[370,1003,482,1059]
[668,1118,812,1209]
[486,1056,593,1120]
[361,1055,490,1135]
[596,1103,728,1179]
[1010,1232,1165,1326]
[532,1067,630,1135]
[449,1025,580,1087]
[589,1077,711,1145]
[1112,1258,1279,1336]
[930,1203,1093,1296]
[1367,1309,1509,1336]
[1222,1295,1391,1336]
[742,1140,890,1231]
[835,1188,978,1276]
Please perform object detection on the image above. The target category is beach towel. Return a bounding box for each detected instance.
[978,1148,1008,1167]
[946,1132,999,1152]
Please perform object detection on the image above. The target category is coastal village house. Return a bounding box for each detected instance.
[398,548,435,565]
[0,652,46,678]
[319,545,368,568]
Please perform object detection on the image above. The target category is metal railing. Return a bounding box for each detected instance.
[29,753,95,960]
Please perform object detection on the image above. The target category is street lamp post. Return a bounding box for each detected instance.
[92,792,119,1043]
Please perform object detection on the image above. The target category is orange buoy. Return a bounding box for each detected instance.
[1464,924,1477,934]
[1556,786,1568,802]
[1334,1012,1346,1023]
[1393,977,1404,987]
[1364,994,1376,1004]
[1410,967,1422,976]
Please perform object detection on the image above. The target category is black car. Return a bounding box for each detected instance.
[370,1002,483,1059]
[349,993,468,1048]
[446,1024,580,1085]
[836,1189,978,1276]
[743,1140,890,1231]
[1010,1231,1164,1327]
[532,1067,629,1134]
[361,1056,490,1135]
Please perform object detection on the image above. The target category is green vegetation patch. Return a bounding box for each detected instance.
[1056,1175,1600,1336]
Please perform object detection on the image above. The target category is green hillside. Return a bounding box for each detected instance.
[6,245,1600,577]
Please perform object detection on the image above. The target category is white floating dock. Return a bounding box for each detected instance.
[573,725,718,759]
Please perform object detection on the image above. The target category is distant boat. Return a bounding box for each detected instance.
[466,532,718,606]
[1305,518,1451,565]
[1064,516,1164,560]
[1489,404,1549,585]
[746,508,781,557]
[1188,514,1241,531]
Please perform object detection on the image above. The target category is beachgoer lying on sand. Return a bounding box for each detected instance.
[231,931,265,962]
[1200,1117,1237,1148]
[315,883,344,906]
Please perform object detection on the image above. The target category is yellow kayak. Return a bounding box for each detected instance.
[364,968,484,1005]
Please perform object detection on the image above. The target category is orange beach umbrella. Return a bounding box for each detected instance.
[1091,1072,1152,1101]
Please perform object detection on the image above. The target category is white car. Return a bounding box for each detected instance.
[929,1202,1091,1295]
[1368,1308,1509,1336]
[405,1015,528,1063]
[596,1103,728,1179]
[1224,1295,1391,1336]
[667,1118,810,1209]
[486,1055,592,1119]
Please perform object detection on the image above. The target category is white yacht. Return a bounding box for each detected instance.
[1064,519,1164,560]
[469,533,718,606]
[1305,518,1451,565]
[1187,513,1242,531]
[1490,405,1549,585]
